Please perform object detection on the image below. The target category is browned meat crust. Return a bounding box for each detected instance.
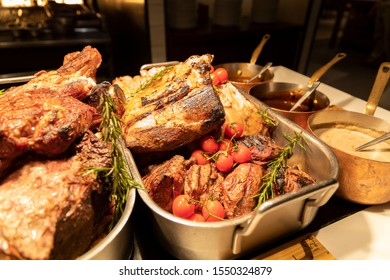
[221,163,263,219]
[117,54,226,153]
[0,91,98,178]
[142,155,190,211]
[4,45,101,100]
[0,131,112,260]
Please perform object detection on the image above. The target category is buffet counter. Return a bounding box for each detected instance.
[273,66,390,260]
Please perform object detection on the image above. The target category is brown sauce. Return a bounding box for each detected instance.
[260,91,324,112]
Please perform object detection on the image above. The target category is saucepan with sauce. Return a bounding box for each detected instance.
[214,34,274,93]
[249,53,347,130]
[249,82,330,130]
[307,62,390,205]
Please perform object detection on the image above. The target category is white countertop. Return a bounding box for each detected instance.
[272,66,390,260]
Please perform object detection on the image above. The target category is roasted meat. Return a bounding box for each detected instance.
[142,155,191,211]
[0,131,112,260]
[220,163,263,219]
[217,82,269,137]
[184,162,225,204]
[0,47,118,178]
[238,135,284,165]
[114,54,226,153]
[4,45,101,100]
[273,166,316,196]
[0,91,98,178]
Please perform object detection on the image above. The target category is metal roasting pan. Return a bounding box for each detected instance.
[78,138,137,260]
[131,87,339,260]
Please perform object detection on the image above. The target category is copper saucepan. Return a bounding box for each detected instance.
[214,34,274,93]
[307,62,390,205]
[249,53,347,129]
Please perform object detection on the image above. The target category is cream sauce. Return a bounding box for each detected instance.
[313,124,390,162]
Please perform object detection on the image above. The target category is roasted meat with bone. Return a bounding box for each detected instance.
[0,47,121,178]
[114,54,226,153]
[0,131,112,260]
[4,45,101,100]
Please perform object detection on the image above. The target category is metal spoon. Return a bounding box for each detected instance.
[354,132,390,151]
[289,81,321,112]
[246,62,273,83]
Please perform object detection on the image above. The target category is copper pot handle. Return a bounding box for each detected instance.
[307,52,347,87]
[364,62,390,116]
[249,34,271,65]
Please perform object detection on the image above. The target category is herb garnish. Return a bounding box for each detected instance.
[129,66,174,98]
[258,110,276,127]
[255,132,305,206]
[85,89,141,229]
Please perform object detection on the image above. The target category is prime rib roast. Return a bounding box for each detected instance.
[113,54,226,153]
[0,46,125,259]
[0,131,112,260]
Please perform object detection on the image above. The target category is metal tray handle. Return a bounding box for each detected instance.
[231,179,338,255]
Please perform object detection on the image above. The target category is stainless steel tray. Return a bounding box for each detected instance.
[129,87,339,260]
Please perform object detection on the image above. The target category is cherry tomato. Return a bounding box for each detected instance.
[214,67,229,84]
[233,144,252,163]
[189,213,206,222]
[172,194,195,218]
[224,122,244,139]
[191,149,209,165]
[218,139,233,154]
[215,153,234,172]
[200,135,219,154]
[211,72,220,86]
[202,200,225,222]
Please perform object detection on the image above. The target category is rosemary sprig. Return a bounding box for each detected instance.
[255,132,305,206]
[258,110,276,127]
[88,90,141,230]
[130,66,174,98]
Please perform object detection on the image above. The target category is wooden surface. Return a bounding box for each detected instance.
[252,234,336,260]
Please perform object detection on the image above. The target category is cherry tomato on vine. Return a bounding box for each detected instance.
[200,135,219,154]
[218,138,234,154]
[215,153,234,172]
[224,122,244,139]
[211,72,220,86]
[214,67,229,84]
[172,194,195,218]
[189,213,206,222]
[232,144,252,163]
[191,149,209,165]
[202,200,225,222]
